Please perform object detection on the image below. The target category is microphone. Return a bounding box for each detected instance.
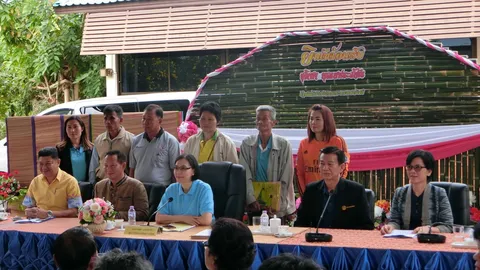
[416,222,450,244]
[305,191,334,242]
[146,197,173,226]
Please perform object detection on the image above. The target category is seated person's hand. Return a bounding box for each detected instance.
[380,224,394,235]
[413,225,439,234]
[247,201,261,212]
[35,208,48,219]
[183,216,201,226]
[25,207,38,218]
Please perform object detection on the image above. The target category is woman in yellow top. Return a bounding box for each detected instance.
[184,101,239,164]
[296,104,349,195]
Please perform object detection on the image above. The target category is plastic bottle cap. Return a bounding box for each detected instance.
[129,206,134,210]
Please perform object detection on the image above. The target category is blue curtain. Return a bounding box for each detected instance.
[0,231,474,270]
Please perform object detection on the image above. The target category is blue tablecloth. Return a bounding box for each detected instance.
[0,230,475,269]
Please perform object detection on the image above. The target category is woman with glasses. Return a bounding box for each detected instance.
[296,104,349,195]
[380,150,453,235]
[204,218,255,270]
[56,116,93,182]
[155,154,214,226]
[184,101,238,163]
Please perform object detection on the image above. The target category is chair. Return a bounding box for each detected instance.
[430,182,470,225]
[364,189,376,222]
[198,162,246,221]
[143,183,166,221]
[78,182,94,202]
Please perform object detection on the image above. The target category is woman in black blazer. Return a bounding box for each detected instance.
[56,116,93,182]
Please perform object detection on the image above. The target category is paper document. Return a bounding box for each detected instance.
[161,223,195,232]
[190,229,211,239]
[383,229,416,238]
[14,216,54,224]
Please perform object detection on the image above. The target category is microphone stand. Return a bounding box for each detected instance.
[416,222,448,244]
[305,192,334,242]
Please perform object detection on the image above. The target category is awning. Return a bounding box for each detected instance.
[78,0,480,55]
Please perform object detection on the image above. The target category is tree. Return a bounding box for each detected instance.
[0,0,104,132]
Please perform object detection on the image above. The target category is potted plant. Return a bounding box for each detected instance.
[78,198,116,234]
[0,171,27,213]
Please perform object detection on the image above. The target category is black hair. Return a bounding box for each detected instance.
[103,105,124,118]
[199,101,222,122]
[52,227,97,270]
[258,253,325,270]
[38,147,59,159]
[474,222,480,240]
[105,150,127,164]
[93,248,153,270]
[174,154,200,181]
[144,104,164,118]
[406,149,435,181]
[207,218,255,270]
[320,146,347,164]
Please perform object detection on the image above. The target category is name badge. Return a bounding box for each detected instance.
[341,205,355,211]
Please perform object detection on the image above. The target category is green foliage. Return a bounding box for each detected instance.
[0,0,105,125]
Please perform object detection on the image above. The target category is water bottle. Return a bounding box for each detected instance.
[260,210,269,232]
[128,206,136,225]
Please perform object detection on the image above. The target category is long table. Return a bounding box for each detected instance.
[0,218,476,269]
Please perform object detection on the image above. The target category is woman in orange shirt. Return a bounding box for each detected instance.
[296,104,350,195]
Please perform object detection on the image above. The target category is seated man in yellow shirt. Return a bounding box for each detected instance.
[23,147,83,218]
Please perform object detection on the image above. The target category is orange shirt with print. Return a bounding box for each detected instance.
[296,136,350,194]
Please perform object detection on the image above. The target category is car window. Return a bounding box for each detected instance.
[80,102,139,114]
[44,108,74,115]
[139,100,190,119]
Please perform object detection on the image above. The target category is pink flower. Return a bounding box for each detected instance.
[296,197,302,209]
[94,215,104,224]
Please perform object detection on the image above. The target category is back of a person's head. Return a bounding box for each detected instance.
[93,249,153,270]
[474,222,480,241]
[53,227,97,270]
[258,253,325,270]
[207,218,255,270]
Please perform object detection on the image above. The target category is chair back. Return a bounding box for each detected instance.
[143,183,166,221]
[198,162,246,220]
[78,182,94,202]
[430,182,470,225]
[364,188,376,222]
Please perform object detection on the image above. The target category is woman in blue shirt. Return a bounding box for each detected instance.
[56,116,93,182]
[155,154,214,226]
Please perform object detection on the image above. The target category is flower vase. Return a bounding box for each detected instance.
[0,200,7,212]
[86,222,107,234]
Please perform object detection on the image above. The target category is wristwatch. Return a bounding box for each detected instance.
[47,210,54,218]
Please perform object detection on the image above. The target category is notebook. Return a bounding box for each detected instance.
[190,229,211,239]
[14,216,54,224]
[383,230,416,238]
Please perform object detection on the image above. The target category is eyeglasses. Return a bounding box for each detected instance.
[406,165,426,172]
[174,166,192,171]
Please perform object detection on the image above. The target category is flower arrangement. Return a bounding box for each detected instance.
[177,121,198,144]
[0,171,27,211]
[374,200,390,230]
[470,207,480,223]
[78,198,116,225]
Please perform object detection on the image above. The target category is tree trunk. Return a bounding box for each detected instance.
[73,66,79,100]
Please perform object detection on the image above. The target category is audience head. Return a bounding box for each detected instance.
[52,226,97,270]
[405,149,435,183]
[319,146,347,182]
[103,105,124,135]
[204,218,255,270]
[174,154,200,183]
[255,105,277,133]
[258,253,325,270]
[307,104,337,142]
[38,147,61,179]
[93,248,153,270]
[473,222,480,268]
[61,116,91,149]
[200,101,221,134]
[104,150,127,181]
[142,104,163,134]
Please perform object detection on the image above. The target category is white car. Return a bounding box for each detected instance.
[0,91,196,172]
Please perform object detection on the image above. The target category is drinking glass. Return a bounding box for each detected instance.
[453,225,464,242]
[252,216,261,230]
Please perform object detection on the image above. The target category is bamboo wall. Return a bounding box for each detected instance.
[6,111,182,187]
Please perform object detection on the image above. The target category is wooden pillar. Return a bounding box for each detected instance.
[472,37,479,60]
